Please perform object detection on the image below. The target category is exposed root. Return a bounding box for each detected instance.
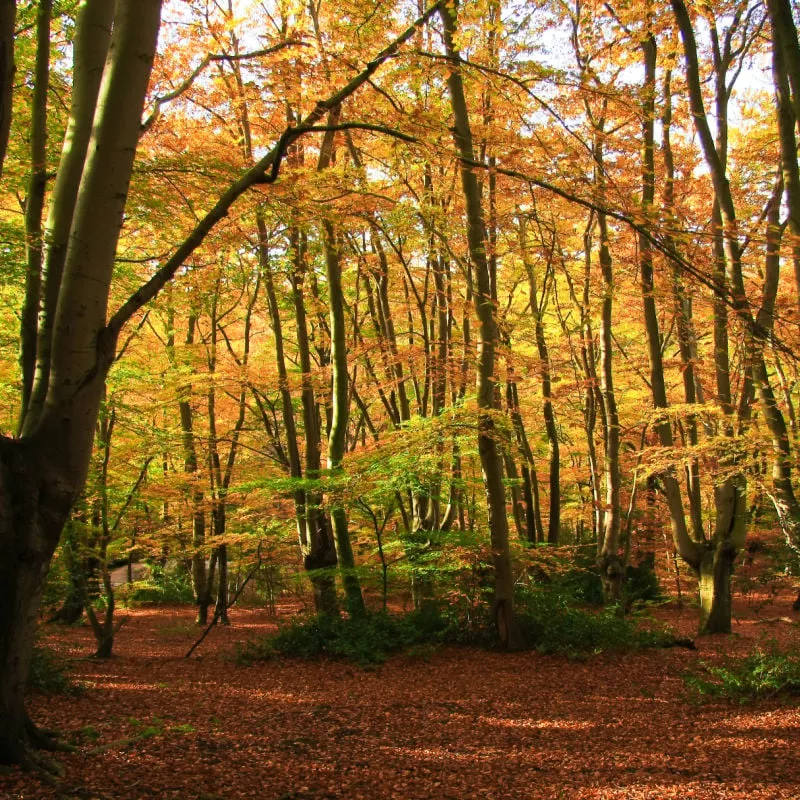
[664,636,697,650]
[25,748,64,778]
[25,714,75,753]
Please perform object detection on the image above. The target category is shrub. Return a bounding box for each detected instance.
[28,643,81,696]
[623,555,664,606]
[238,609,451,666]
[685,644,800,703]
[237,590,675,667]
[526,547,664,608]
[516,587,673,658]
[121,562,194,605]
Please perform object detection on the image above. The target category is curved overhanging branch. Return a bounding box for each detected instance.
[460,157,796,363]
[140,38,310,134]
[105,1,443,350]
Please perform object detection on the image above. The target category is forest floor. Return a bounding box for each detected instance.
[2,591,800,800]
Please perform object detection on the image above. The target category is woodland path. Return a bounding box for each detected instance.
[2,594,799,800]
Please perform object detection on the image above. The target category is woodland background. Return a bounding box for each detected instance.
[1,0,800,777]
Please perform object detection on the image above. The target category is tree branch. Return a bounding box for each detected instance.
[106,1,443,346]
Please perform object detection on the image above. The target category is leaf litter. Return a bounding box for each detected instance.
[2,592,799,800]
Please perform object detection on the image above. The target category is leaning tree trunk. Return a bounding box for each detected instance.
[0,0,163,764]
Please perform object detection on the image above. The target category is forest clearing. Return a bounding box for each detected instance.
[1,585,799,800]
[6,0,800,789]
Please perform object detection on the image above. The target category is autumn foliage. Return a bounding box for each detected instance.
[1,0,800,784]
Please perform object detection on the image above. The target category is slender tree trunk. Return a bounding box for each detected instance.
[639,30,700,574]
[290,227,339,615]
[228,26,339,614]
[593,138,623,603]
[441,0,523,649]
[662,68,705,540]
[518,218,560,543]
[173,312,210,625]
[0,0,15,180]
[19,0,51,421]
[768,0,800,308]
[21,0,120,434]
[323,218,365,616]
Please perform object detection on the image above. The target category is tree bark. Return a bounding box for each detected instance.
[19,0,51,422]
[0,0,15,180]
[518,217,560,544]
[594,140,623,603]
[0,1,162,763]
[323,218,365,616]
[672,0,762,632]
[440,0,523,649]
[639,30,700,572]
[767,0,800,308]
[172,312,210,625]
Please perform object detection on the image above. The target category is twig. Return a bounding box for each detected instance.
[184,550,263,658]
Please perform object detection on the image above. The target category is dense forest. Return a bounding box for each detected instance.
[2,0,800,780]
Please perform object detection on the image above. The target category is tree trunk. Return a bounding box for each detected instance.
[639,31,702,575]
[48,519,87,624]
[215,542,229,625]
[0,0,15,180]
[767,0,800,308]
[289,227,339,615]
[173,312,210,625]
[441,0,523,649]
[0,439,72,763]
[518,218,560,544]
[672,0,765,632]
[698,542,736,635]
[594,144,622,603]
[19,0,51,421]
[0,0,163,763]
[323,218,365,616]
[24,0,116,428]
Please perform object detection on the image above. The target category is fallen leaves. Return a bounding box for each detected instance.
[2,595,799,800]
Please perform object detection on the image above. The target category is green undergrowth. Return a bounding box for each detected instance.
[120,563,195,605]
[516,588,676,658]
[29,643,82,696]
[534,546,664,608]
[237,607,449,667]
[237,589,678,667]
[685,643,800,703]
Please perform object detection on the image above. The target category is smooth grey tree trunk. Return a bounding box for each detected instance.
[0,0,163,763]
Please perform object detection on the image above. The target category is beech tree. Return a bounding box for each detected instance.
[1,0,163,763]
[0,0,443,764]
[441,0,523,649]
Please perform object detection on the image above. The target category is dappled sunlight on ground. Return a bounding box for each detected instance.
[479,715,596,730]
[2,592,798,799]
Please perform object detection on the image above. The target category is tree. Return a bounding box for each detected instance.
[1,0,445,763]
[1,0,163,763]
[440,0,523,649]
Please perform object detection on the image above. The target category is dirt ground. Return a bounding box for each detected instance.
[2,591,799,800]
